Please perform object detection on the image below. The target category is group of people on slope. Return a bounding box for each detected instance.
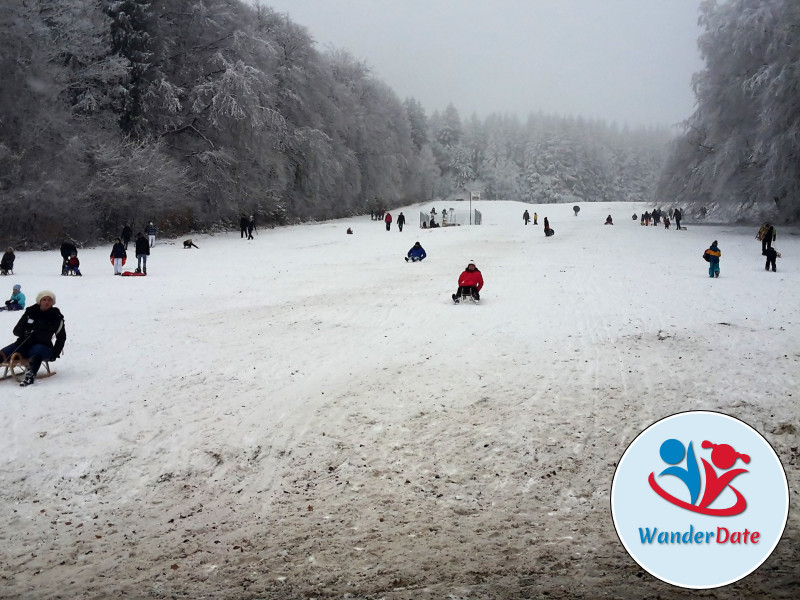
[701,222,781,278]
[111,231,151,275]
[403,242,483,303]
[639,208,681,229]
[522,210,539,225]
[376,211,404,231]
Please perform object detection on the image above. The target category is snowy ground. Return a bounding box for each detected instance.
[0,201,797,599]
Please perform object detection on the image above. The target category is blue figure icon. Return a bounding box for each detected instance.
[658,439,701,505]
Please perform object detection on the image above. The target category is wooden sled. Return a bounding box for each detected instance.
[1,352,55,383]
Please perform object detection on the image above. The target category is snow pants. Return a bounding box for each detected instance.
[708,262,720,278]
[0,342,53,375]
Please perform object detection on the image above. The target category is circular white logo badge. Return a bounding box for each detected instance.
[611,411,789,589]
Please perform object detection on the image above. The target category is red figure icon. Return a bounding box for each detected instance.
[697,441,750,512]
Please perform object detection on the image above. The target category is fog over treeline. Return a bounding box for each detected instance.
[1,1,795,246]
[657,0,800,223]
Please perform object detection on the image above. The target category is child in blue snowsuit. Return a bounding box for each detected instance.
[1,284,25,311]
[703,241,721,278]
[405,242,427,262]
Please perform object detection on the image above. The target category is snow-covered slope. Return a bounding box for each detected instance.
[1,201,797,599]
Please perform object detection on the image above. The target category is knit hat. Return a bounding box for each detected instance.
[13,284,21,291]
[468,259,476,266]
[36,290,56,304]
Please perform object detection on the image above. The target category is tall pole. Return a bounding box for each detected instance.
[469,192,472,225]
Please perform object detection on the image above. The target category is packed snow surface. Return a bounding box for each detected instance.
[1,201,797,599]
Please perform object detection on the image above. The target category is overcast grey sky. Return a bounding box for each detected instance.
[259,0,705,128]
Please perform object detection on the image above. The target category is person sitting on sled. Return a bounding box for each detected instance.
[65,253,81,276]
[1,247,14,275]
[0,290,66,387]
[0,284,25,311]
[405,241,427,262]
[452,260,483,303]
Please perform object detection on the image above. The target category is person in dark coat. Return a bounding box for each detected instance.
[397,212,406,232]
[543,217,554,236]
[1,247,14,275]
[673,208,682,230]
[247,215,256,240]
[135,232,150,274]
[110,238,127,275]
[761,224,776,255]
[604,215,613,225]
[764,247,778,272]
[0,290,66,387]
[240,215,249,239]
[60,240,77,275]
[523,210,530,225]
[121,224,132,249]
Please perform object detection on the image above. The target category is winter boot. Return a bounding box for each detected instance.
[452,294,459,304]
[404,257,409,262]
[20,369,35,387]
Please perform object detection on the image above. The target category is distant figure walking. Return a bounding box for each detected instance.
[121,224,132,250]
[573,205,580,216]
[384,212,392,231]
[247,215,256,240]
[759,223,776,255]
[110,238,127,275]
[523,210,530,225]
[533,212,538,225]
[703,240,721,278]
[240,215,249,238]
[673,208,682,230]
[397,212,406,232]
[135,232,150,274]
[145,221,157,248]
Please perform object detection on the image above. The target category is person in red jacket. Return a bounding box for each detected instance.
[452,260,483,303]
[384,212,392,231]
